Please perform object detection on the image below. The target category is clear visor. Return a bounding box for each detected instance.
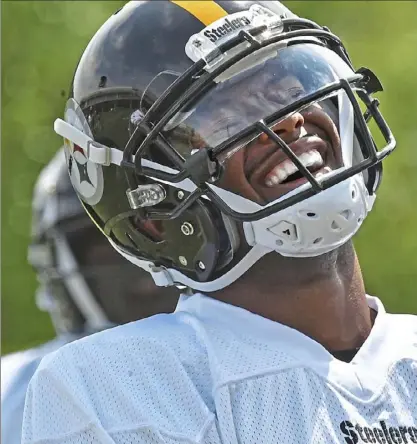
[161,43,375,205]
[164,44,353,148]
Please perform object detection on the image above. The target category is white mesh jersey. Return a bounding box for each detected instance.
[2,335,81,444]
[22,295,417,444]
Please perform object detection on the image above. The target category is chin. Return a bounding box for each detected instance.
[311,241,356,272]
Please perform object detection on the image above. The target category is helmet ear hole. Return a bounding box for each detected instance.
[129,216,165,243]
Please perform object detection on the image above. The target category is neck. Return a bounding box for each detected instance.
[211,242,374,352]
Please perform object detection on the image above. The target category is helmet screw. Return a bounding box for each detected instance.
[179,256,188,266]
[197,261,206,270]
[181,222,194,236]
[177,191,185,200]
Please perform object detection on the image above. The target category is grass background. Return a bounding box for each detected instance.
[2,1,417,355]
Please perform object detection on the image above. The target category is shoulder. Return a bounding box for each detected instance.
[35,312,208,404]
[1,337,69,399]
[368,295,417,342]
[374,310,417,368]
[383,311,417,335]
[41,312,201,370]
[2,349,41,444]
[26,313,215,441]
[1,349,38,397]
[2,338,73,444]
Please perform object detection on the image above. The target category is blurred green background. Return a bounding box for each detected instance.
[2,1,417,355]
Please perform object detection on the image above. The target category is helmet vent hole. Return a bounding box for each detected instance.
[298,210,319,219]
[331,220,341,231]
[129,216,164,242]
[340,209,353,220]
[313,237,323,244]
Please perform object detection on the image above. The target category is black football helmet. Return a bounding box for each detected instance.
[28,149,178,334]
[55,1,395,292]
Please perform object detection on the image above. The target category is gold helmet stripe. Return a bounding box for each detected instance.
[170,1,228,26]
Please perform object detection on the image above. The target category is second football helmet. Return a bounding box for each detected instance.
[28,149,178,334]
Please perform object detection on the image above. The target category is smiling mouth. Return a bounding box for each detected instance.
[264,148,332,187]
[245,122,338,202]
[253,130,331,190]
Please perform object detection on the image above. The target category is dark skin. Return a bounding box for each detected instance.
[167,69,376,354]
[209,106,376,354]
[212,240,376,354]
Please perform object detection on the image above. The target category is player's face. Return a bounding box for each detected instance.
[195,76,342,204]
[163,43,354,204]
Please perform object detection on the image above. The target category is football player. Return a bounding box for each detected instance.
[23,2,417,444]
[2,149,179,444]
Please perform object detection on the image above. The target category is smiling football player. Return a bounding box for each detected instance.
[22,2,417,444]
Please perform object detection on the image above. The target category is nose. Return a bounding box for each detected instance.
[275,112,305,134]
[258,112,304,143]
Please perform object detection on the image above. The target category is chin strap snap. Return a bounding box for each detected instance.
[55,118,124,166]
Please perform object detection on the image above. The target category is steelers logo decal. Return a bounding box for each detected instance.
[63,99,104,206]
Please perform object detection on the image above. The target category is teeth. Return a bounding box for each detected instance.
[265,149,324,187]
[283,161,298,178]
[315,167,333,180]
[298,150,323,168]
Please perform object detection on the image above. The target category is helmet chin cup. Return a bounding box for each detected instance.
[244,174,372,258]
